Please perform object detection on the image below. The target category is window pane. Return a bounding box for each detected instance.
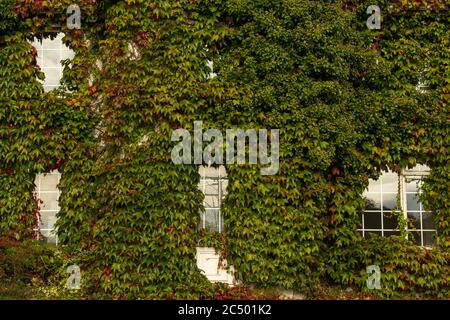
[423,231,436,247]
[406,180,420,193]
[383,212,398,229]
[364,212,381,229]
[42,50,61,67]
[364,193,381,210]
[204,209,220,232]
[41,67,61,86]
[39,174,60,191]
[204,195,219,208]
[382,193,396,210]
[407,211,421,229]
[422,212,435,230]
[40,212,57,230]
[204,180,219,195]
[40,193,60,211]
[384,231,401,237]
[62,50,75,60]
[381,172,398,192]
[406,193,420,211]
[409,231,421,246]
[40,229,57,244]
[366,179,381,193]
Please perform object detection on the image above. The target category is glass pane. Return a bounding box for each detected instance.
[366,178,381,193]
[381,172,398,192]
[406,180,419,193]
[39,174,60,191]
[364,212,381,229]
[382,193,396,210]
[204,180,219,195]
[39,212,57,230]
[384,231,401,237]
[407,211,421,229]
[383,212,398,229]
[41,67,61,86]
[40,229,57,244]
[42,50,62,67]
[423,231,436,247]
[39,192,60,211]
[406,193,420,211]
[62,50,75,60]
[220,215,225,232]
[409,231,421,246]
[422,212,435,230]
[204,195,219,208]
[364,193,381,210]
[204,209,220,232]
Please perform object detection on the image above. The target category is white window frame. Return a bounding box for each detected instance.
[30,33,74,92]
[198,165,227,233]
[33,171,61,244]
[359,165,437,247]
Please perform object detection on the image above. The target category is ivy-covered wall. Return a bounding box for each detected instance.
[0,0,448,298]
[211,0,449,297]
[0,0,93,242]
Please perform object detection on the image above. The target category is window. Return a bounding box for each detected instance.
[28,35,72,244]
[404,168,436,247]
[416,69,430,93]
[198,165,227,233]
[30,33,74,92]
[196,166,233,284]
[359,165,437,246]
[33,171,61,244]
[361,171,399,238]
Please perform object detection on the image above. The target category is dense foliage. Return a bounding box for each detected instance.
[208,0,449,296]
[0,0,448,298]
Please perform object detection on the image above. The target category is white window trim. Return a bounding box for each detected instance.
[359,166,436,247]
[33,171,60,245]
[199,165,227,233]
